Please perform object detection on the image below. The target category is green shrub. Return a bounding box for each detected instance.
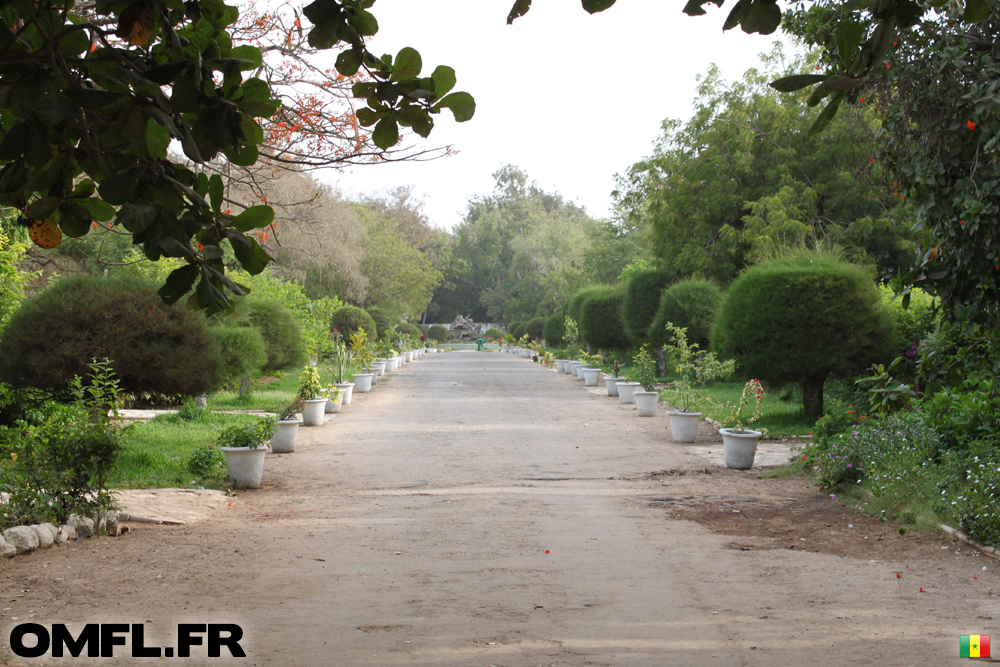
[580,287,629,353]
[397,322,422,339]
[566,286,606,325]
[648,279,723,350]
[187,445,226,480]
[216,416,277,450]
[526,316,547,341]
[210,326,268,387]
[427,324,450,341]
[233,298,304,373]
[712,250,896,417]
[331,306,377,342]
[508,321,526,337]
[367,307,399,340]
[484,327,504,340]
[879,285,939,355]
[622,270,672,346]
[0,274,221,396]
[543,313,565,346]
[957,453,1000,547]
[512,322,528,339]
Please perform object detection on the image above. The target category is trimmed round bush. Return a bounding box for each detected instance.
[580,286,629,353]
[526,316,547,341]
[397,322,423,339]
[512,322,528,339]
[508,321,526,336]
[543,313,565,347]
[0,274,222,396]
[483,327,504,340]
[711,250,896,417]
[566,286,606,325]
[622,270,672,346]
[366,307,399,340]
[648,279,723,350]
[210,325,267,387]
[233,298,305,373]
[331,305,377,342]
[427,324,450,341]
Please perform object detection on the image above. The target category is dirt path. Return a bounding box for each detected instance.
[2,352,997,665]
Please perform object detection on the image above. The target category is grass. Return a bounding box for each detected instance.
[207,364,363,413]
[700,382,815,438]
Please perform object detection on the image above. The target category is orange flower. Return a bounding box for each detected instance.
[860,416,866,420]
[968,120,976,131]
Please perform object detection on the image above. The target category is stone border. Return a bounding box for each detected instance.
[0,511,120,558]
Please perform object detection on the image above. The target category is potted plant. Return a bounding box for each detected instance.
[660,323,735,442]
[350,328,375,392]
[632,347,660,416]
[297,365,328,426]
[219,416,277,488]
[271,399,303,453]
[603,357,625,396]
[329,337,355,404]
[719,379,766,469]
[322,382,344,413]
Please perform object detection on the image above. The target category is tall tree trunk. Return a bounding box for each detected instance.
[801,376,826,418]
[656,346,666,376]
[239,377,250,396]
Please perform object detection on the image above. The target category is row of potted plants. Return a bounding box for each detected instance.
[221,328,436,487]
[539,322,766,469]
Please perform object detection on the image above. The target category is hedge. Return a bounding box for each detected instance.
[543,313,565,346]
[233,298,305,373]
[579,286,629,353]
[566,286,606,325]
[427,324,450,341]
[210,325,267,387]
[648,279,723,350]
[711,250,896,417]
[622,269,673,346]
[512,322,528,339]
[0,274,221,396]
[367,307,399,340]
[483,327,504,340]
[331,306,377,342]
[397,322,423,339]
[526,316,547,341]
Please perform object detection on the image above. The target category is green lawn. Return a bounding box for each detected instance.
[681,382,815,438]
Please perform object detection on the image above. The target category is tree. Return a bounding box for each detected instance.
[579,287,629,356]
[615,51,919,287]
[711,250,896,417]
[0,0,474,314]
[621,269,673,346]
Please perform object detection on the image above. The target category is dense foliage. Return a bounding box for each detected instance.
[210,325,267,388]
[579,287,629,354]
[0,275,221,397]
[231,298,305,373]
[330,306,377,343]
[648,279,724,350]
[526,317,547,341]
[543,313,566,347]
[712,250,895,416]
[622,270,672,346]
[427,324,450,342]
[367,307,398,341]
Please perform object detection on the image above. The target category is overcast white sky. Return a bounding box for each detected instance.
[321,0,797,229]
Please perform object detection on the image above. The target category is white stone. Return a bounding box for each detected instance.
[3,526,39,554]
[32,524,54,548]
[66,514,95,535]
[0,535,15,558]
[56,525,76,543]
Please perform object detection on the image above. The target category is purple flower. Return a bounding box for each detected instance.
[830,494,837,500]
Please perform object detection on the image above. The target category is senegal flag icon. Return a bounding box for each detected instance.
[961,635,991,657]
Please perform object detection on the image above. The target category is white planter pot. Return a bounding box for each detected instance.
[667,411,702,443]
[372,361,386,379]
[617,382,641,404]
[634,391,659,417]
[555,359,566,372]
[336,382,354,405]
[270,420,300,453]
[221,447,267,488]
[323,389,342,414]
[301,398,327,426]
[564,361,580,375]
[354,373,374,393]
[583,368,602,386]
[404,351,413,362]
[604,376,624,396]
[720,428,763,470]
[575,364,591,379]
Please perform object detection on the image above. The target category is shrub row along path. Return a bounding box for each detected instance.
[1,352,996,666]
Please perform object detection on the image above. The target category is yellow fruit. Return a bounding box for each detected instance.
[28,218,62,249]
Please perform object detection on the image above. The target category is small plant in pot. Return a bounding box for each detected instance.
[329,338,355,404]
[349,328,376,393]
[632,347,660,416]
[660,323,735,442]
[271,399,303,453]
[218,416,277,488]
[297,365,328,426]
[719,379,767,469]
[603,357,625,396]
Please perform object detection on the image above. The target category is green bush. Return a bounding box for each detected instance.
[427,324,450,341]
[622,270,673,346]
[331,306,377,342]
[234,298,305,373]
[367,307,399,340]
[543,313,565,346]
[566,286,606,325]
[210,326,268,387]
[879,285,939,355]
[397,322,423,339]
[957,452,1000,547]
[508,321,526,337]
[579,287,629,353]
[0,274,221,396]
[483,327,504,340]
[648,279,723,350]
[512,322,528,339]
[526,316,547,341]
[712,250,896,417]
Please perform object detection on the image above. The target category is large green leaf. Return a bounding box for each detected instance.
[158,264,200,305]
[436,91,475,122]
[964,0,989,22]
[230,205,274,231]
[682,0,724,16]
[372,116,399,148]
[98,170,139,205]
[308,20,340,49]
[115,203,158,234]
[507,0,531,23]
[740,0,781,34]
[582,0,616,13]
[336,50,361,76]
[56,201,92,238]
[807,90,845,135]
[209,174,223,213]
[25,196,61,219]
[229,231,272,274]
[146,118,171,159]
[431,66,456,99]
[76,197,117,222]
[391,47,422,81]
[835,19,864,68]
